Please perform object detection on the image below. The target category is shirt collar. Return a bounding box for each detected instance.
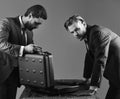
[19,16,25,29]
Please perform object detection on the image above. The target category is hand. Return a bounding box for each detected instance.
[33,44,42,53]
[89,86,98,91]
[24,44,34,53]
[79,89,97,96]
[89,86,98,95]
[76,86,98,96]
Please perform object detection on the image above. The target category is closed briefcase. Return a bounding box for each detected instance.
[18,52,54,88]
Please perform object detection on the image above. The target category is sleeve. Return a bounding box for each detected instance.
[0,18,21,57]
[83,50,94,79]
[90,30,111,87]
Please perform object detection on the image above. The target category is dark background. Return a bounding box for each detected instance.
[0,0,120,98]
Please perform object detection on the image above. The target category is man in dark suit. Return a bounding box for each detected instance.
[64,15,120,99]
[0,4,47,99]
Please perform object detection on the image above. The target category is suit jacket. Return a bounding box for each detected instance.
[84,25,120,88]
[0,16,34,84]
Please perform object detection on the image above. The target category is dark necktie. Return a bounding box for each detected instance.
[84,39,89,51]
[22,29,26,45]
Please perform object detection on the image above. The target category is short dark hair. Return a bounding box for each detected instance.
[24,4,47,20]
[64,15,85,30]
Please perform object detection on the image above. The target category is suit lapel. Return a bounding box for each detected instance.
[13,17,23,44]
[86,25,98,50]
[8,16,33,45]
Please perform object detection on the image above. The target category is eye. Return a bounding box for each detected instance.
[74,28,80,32]
[71,31,74,34]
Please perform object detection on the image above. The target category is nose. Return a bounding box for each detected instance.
[39,18,44,24]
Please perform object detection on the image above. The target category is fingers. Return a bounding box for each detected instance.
[24,44,42,54]
[33,44,42,49]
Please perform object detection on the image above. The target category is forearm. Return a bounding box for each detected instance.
[0,18,21,57]
[0,41,21,57]
[90,47,109,87]
[90,64,103,87]
[83,51,94,79]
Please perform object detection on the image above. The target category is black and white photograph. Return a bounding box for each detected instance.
[0,0,119,99]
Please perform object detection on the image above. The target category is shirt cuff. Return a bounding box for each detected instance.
[19,46,25,57]
[89,86,98,91]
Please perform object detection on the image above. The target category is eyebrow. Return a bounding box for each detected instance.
[71,31,74,34]
[70,27,80,33]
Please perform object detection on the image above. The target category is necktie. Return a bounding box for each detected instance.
[22,29,26,45]
[84,39,89,51]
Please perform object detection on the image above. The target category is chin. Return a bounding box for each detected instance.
[28,27,37,30]
[79,38,83,41]
[76,36,82,41]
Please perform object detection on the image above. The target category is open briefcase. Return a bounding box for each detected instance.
[18,47,96,97]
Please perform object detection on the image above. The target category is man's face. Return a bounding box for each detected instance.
[68,21,86,41]
[25,15,44,30]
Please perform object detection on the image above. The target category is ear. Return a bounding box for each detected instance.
[28,13,33,18]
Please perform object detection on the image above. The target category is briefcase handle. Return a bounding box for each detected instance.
[43,51,52,55]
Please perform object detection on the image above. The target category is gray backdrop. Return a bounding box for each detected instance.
[0,0,120,99]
